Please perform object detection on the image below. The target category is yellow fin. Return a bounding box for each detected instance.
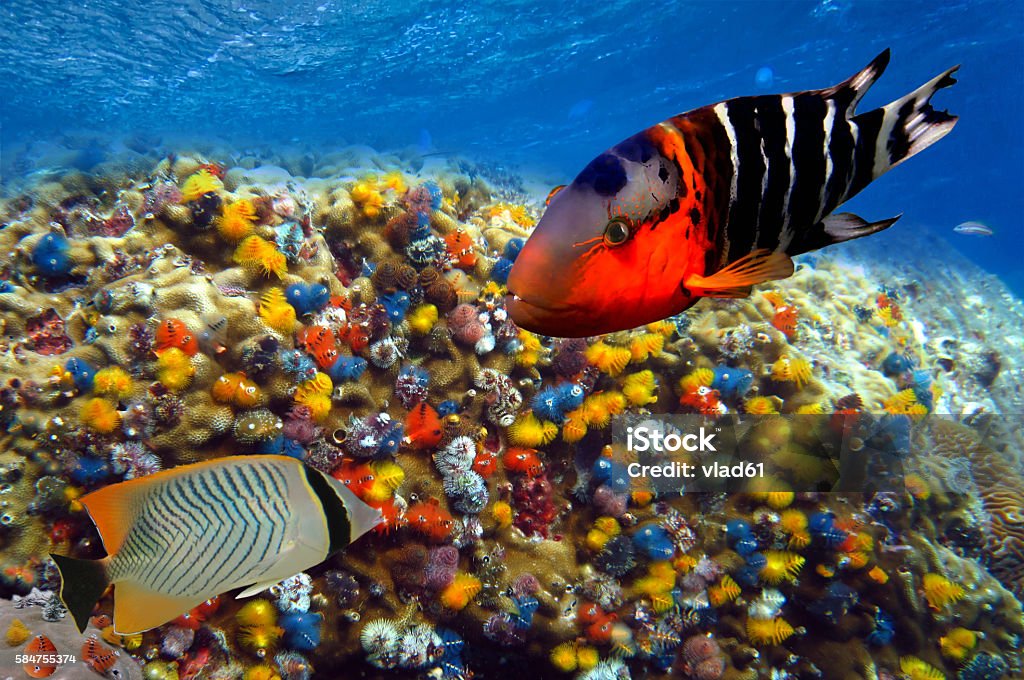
[113,580,204,634]
[79,479,152,555]
[685,249,795,298]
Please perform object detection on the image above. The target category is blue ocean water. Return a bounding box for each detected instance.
[1,0,1022,291]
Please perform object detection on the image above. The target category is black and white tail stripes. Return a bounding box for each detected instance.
[848,63,959,197]
[707,49,957,265]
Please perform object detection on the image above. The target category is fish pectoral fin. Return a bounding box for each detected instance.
[822,213,901,243]
[693,286,753,299]
[113,580,203,635]
[236,577,284,599]
[684,249,795,298]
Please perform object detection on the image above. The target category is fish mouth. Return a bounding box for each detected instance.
[505,293,595,338]
[505,293,547,327]
[506,290,572,313]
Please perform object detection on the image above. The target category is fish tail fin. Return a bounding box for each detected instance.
[822,48,891,114]
[854,63,960,181]
[50,553,110,633]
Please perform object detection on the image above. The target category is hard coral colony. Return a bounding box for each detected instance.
[0,138,1019,680]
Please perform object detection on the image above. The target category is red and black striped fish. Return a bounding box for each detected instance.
[507,50,958,337]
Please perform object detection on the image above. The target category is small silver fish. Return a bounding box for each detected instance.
[953,221,993,236]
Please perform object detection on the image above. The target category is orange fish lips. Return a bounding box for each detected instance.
[505,197,598,336]
[507,290,650,338]
[505,185,681,337]
[506,249,596,335]
[505,293,582,337]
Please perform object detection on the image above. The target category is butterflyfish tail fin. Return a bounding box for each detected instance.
[50,553,110,634]
[685,249,795,298]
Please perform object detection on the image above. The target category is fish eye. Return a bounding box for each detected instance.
[603,218,630,246]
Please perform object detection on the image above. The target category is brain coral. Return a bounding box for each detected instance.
[927,418,1024,597]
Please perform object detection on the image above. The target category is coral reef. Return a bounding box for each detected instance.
[0,147,1021,680]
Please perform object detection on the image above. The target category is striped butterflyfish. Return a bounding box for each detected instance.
[507,49,958,337]
[51,454,381,634]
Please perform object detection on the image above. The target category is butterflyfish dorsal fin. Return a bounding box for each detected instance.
[113,579,203,635]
